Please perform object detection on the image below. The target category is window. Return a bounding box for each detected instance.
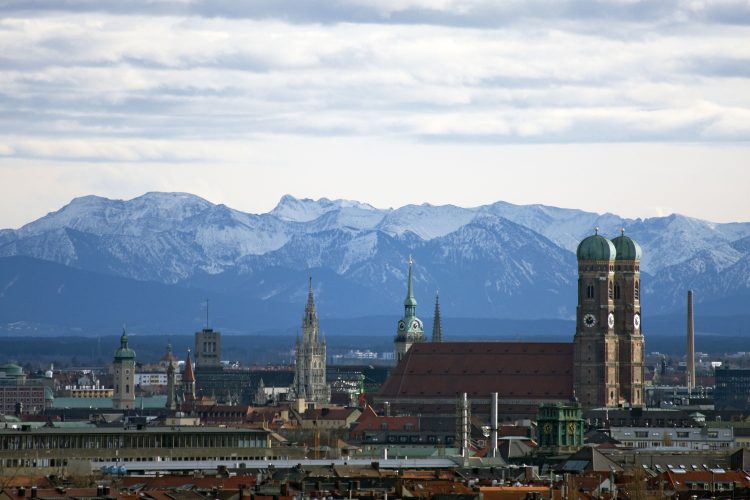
[608,281,613,299]
[614,283,621,300]
[586,284,595,299]
[635,431,648,438]
[677,432,689,438]
[634,281,640,300]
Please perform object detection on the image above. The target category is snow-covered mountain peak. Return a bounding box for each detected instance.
[270,195,379,222]
[18,192,213,238]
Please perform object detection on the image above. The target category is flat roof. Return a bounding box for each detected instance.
[0,426,269,435]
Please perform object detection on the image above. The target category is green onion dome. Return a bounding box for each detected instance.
[576,230,616,261]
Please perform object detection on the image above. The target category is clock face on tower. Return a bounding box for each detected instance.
[607,312,615,329]
[398,320,406,331]
[412,320,420,330]
[583,313,596,328]
[543,423,552,434]
[634,313,641,330]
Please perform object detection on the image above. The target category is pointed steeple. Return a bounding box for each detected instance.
[303,276,319,342]
[182,349,196,400]
[183,349,195,383]
[432,291,443,343]
[307,275,315,308]
[404,256,417,316]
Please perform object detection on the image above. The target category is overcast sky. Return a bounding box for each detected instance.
[1,0,749,229]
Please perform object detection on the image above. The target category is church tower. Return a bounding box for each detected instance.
[182,349,196,401]
[112,327,136,410]
[573,230,619,408]
[292,278,331,405]
[432,292,443,343]
[394,257,426,362]
[611,230,645,406]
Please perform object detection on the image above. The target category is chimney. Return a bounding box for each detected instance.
[460,392,469,458]
[490,392,498,459]
[687,290,695,390]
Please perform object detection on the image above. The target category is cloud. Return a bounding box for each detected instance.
[0,2,747,166]
[3,0,750,27]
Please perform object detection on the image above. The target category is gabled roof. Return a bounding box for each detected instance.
[302,407,360,421]
[378,342,574,400]
[350,405,419,434]
[556,446,623,474]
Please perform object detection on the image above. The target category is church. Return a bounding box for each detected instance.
[377,230,645,419]
[292,278,331,405]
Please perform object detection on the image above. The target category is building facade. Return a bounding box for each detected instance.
[394,258,426,362]
[715,368,750,410]
[573,229,645,409]
[112,329,136,410]
[292,278,330,404]
[0,363,52,416]
[537,400,585,455]
[0,426,276,470]
[609,426,733,451]
[195,327,221,369]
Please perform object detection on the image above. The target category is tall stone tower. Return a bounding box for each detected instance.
[195,327,221,369]
[112,327,136,410]
[611,230,645,406]
[293,278,330,405]
[573,230,619,408]
[394,257,426,362]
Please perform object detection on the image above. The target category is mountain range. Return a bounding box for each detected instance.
[1,192,749,337]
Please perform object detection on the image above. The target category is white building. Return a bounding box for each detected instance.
[610,426,734,451]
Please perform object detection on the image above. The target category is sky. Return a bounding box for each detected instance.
[1,0,749,229]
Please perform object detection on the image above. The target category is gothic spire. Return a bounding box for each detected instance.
[307,275,314,307]
[303,276,319,340]
[432,291,443,343]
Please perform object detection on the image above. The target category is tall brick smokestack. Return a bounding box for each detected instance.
[687,290,695,390]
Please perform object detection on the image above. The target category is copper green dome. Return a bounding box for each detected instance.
[611,231,642,261]
[576,231,616,261]
[114,328,136,361]
[0,363,23,377]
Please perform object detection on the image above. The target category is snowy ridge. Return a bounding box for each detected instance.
[0,192,749,319]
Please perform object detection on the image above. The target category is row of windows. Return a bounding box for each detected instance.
[580,265,640,272]
[0,433,267,451]
[584,281,639,300]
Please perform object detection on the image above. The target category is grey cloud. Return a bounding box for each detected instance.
[682,57,750,78]
[2,0,750,27]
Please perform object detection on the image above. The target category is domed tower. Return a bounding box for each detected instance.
[573,230,619,408]
[611,229,645,406]
[394,257,426,362]
[112,327,136,410]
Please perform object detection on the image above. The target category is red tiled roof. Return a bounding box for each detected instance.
[121,476,256,490]
[378,342,574,400]
[303,407,359,420]
[350,405,419,435]
[662,470,750,491]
